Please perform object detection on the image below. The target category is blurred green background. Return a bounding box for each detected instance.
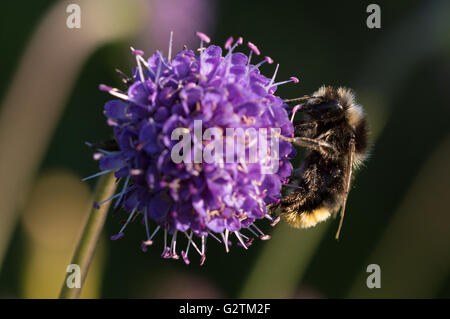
[0,0,449,298]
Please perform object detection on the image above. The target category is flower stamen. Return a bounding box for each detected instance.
[111,206,137,241]
[290,104,303,122]
[271,76,300,89]
[81,169,115,182]
[207,231,222,243]
[114,175,130,210]
[162,229,171,258]
[224,36,233,50]
[168,31,174,63]
[234,231,248,250]
[267,63,280,89]
[170,230,179,259]
[184,231,202,255]
[131,47,146,83]
[251,224,271,240]
[196,31,211,49]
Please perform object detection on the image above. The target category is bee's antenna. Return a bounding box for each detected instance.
[283,95,310,104]
[335,199,347,240]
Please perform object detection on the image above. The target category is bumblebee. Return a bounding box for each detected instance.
[272,86,369,239]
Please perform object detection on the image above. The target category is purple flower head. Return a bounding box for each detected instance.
[87,32,299,265]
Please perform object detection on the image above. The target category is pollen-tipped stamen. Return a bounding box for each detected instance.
[143,225,161,248]
[251,224,271,240]
[271,76,299,89]
[181,233,192,265]
[111,206,137,240]
[270,216,281,227]
[223,37,244,76]
[247,42,261,56]
[224,36,233,50]
[99,84,130,101]
[196,31,211,49]
[161,229,171,258]
[254,56,274,68]
[141,209,151,252]
[290,104,302,123]
[131,47,146,83]
[200,254,206,266]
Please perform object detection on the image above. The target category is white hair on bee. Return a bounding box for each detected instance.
[312,85,330,98]
[353,146,369,168]
[312,85,369,167]
[337,87,365,128]
[313,86,364,127]
[338,88,369,168]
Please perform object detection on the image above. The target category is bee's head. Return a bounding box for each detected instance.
[299,86,358,121]
[300,96,343,120]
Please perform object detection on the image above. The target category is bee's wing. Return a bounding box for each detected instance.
[335,137,355,240]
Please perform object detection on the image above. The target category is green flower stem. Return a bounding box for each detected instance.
[59,172,117,299]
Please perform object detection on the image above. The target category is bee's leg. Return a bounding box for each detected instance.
[281,136,336,156]
[284,95,311,104]
[293,122,317,137]
[268,190,303,213]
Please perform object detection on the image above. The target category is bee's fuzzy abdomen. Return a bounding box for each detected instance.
[282,207,331,228]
